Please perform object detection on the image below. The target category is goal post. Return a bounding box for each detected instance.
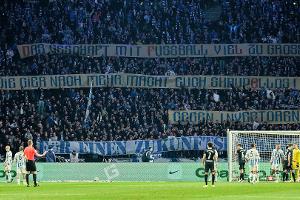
[227,129,300,182]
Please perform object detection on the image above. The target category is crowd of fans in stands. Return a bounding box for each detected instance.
[1,0,298,46]
[0,0,299,155]
[1,55,299,77]
[1,86,300,154]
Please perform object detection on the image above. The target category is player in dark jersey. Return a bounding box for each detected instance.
[202,142,217,188]
[236,144,246,182]
[283,144,293,182]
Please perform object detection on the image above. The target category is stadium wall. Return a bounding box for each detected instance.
[0,163,274,182]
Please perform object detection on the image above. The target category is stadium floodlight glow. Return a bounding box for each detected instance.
[227,129,300,182]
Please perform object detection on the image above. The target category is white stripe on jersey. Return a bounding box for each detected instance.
[14,152,26,168]
[271,149,284,165]
[245,149,260,164]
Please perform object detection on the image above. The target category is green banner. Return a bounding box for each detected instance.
[0,162,279,182]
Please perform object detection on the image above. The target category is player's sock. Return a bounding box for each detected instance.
[252,173,256,182]
[242,173,244,180]
[248,172,253,182]
[204,174,208,185]
[8,172,12,182]
[240,173,244,180]
[212,174,215,185]
[26,174,29,186]
[285,171,288,181]
[33,174,37,186]
[282,173,286,181]
[275,172,279,181]
[17,177,20,185]
[292,172,296,182]
[22,177,26,185]
[249,172,253,182]
[256,173,259,182]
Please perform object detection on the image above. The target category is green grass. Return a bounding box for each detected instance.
[0,182,300,200]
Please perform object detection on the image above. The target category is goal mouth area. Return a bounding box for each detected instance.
[226,130,300,182]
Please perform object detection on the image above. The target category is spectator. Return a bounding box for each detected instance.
[70,150,79,163]
[45,147,56,162]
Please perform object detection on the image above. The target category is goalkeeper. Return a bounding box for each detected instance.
[292,144,300,182]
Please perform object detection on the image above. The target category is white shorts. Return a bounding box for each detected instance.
[16,166,27,174]
[4,163,12,171]
[271,163,281,171]
[249,160,258,170]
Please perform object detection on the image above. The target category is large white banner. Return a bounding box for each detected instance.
[1,73,300,90]
[168,110,300,124]
[17,43,300,58]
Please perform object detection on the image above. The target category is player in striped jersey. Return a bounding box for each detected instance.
[245,143,260,184]
[270,144,284,182]
[4,145,13,183]
[14,146,27,185]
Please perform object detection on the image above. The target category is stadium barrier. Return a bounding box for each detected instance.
[0,162,277,182]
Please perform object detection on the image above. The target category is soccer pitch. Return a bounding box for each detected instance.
[0,182,299,200]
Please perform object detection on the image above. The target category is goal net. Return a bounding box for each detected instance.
[227,130,300,182]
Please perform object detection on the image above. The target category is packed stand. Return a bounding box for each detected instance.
[1,55,300,77]
[1,87,300,154]
[0,0,298,46]
[0,0,299,156]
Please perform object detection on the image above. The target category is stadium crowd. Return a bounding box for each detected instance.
[0,0,299,156]
[1,55,299,77]
[1,0,298,46]
[1,86,300,155]
[0,0,299,77]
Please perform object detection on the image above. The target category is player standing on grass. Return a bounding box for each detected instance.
[236,144,246,182]
[14,146,27,185]
[292,144,300,182]
[4,145,13,183]
[202,142,218,188]
[283,144,292,182]
[270,144,284,182]
[245,143,260,184]
[213,146,218,182]
[24,140,47,187]
[208,145,219,182]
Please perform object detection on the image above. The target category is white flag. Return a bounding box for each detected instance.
[84,81,93,123]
